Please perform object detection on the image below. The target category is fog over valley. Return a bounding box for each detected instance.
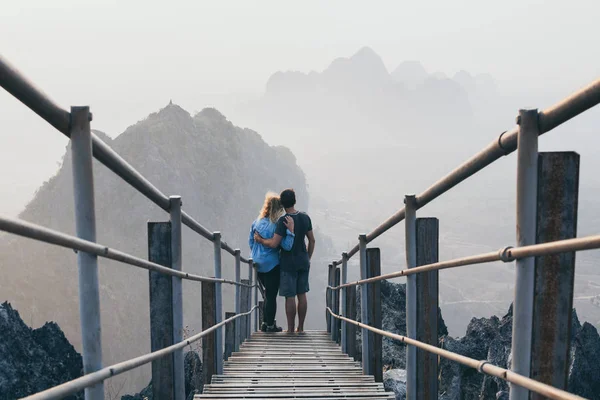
[1,1,600,397]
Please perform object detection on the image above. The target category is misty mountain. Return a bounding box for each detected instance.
[228,46,600,336]
[0,104,334,393]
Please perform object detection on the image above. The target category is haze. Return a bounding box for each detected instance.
[1,0,599,216]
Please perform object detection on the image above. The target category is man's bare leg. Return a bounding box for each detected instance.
[285,297,296,333]
[296,293,307,332]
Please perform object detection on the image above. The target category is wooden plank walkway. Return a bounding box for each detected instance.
[196,330,394,399]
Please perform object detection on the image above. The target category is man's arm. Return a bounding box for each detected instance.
[307,230,315,260]
[257,233,283,249]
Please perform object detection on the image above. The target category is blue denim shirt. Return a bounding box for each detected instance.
[248,217,294,273]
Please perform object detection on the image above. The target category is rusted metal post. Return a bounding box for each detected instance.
[234,249,241,352]
[416,218,439,400]
[530,152,579,398]
[258,301,264,329]
[70,106,104,400]
[327,263,334,333]
[405,194,417,400]
[511,109,539,400]
[148,222,174,400]
[253,265,258,332]
[366,248,382,382]
[340,253,349,352]
[170,196,185,400]
[246,259,252,338]
[247,260,253,338]
[224,312,236,361]
[345,284,357,360]
[333,267,341,343]
[239,279,250,343]
[359,234,370,375]
[201,281,217,387]
[213,232,223,375]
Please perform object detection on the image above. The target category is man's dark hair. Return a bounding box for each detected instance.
[280,189,296,209]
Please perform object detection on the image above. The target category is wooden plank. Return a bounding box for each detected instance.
[224,311,235,361]
[531,152,579,398]
[202,281,217,386]
[345,287,357,361]
[239,279,250,343]
[148,222,174,400]
[196,330,393,400]
[366,248,382,383]
[415,218,439,400]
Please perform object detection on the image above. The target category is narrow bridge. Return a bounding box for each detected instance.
[1,54,599,400]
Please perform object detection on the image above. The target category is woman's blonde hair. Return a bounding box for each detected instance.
[258,192,285,224]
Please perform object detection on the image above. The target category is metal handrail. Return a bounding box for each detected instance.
[0,215,254,288]
[21,306,258,400]
[0,54,250,263]
[329,234,600,290]
[340,78,600,261]
[326,308,584,400]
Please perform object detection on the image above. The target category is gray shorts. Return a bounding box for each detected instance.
[279,268,310,298]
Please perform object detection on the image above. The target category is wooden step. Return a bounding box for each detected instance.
[195,331,394,399]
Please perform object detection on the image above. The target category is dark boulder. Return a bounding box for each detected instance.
[0,302,84,400]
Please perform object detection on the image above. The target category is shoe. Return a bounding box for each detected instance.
[260,323,267,332]
[266,324,283,333]
[266,320,283,333]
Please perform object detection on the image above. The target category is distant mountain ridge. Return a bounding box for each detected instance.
[0,104,330,393]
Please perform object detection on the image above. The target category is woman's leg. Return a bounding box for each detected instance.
[263,266,280,326]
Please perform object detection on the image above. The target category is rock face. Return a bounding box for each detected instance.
[438,306,600,400]
[0,301,204,400]
[355,280,448,368]
[380,299,600,400]
[383,368,407,400]
[0,302,84,400]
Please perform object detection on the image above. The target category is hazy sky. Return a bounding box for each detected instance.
[1,0,599,215]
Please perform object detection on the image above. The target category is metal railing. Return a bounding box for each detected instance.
[0,55,261,400]
[326,78,600,400]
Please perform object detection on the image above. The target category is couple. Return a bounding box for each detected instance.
[248,188,315,333]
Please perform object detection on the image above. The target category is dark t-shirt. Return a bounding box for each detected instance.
[276,211,312,272]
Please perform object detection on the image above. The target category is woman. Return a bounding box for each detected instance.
[248,192,295,332]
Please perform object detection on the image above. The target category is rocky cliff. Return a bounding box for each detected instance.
[375,281,600,400]
[0,302,83,400]
[0,302,203,399]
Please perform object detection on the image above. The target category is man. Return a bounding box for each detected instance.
[254,188,315,332]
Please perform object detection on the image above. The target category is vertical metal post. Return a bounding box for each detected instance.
[213,232,223,375]
[247,260,253,338]
[358,234,370,375]
[341,253,349,353]
[416,218,439,400]
[224,312,236,361]
[530,152,579,398]
[345,284,357,360]
[239,279,250,343]
[169,196,184,400]
[405,194,417,400]
[510,109,539,400]
[234,249,241,352]
[327,263,334,333]
[258,300,264,328]
[201,281,217,386]
[366,248,382,382]
[70,106,104,400]
[148,222,174,399]
[253,264,258,332]
[333,267,341,343]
